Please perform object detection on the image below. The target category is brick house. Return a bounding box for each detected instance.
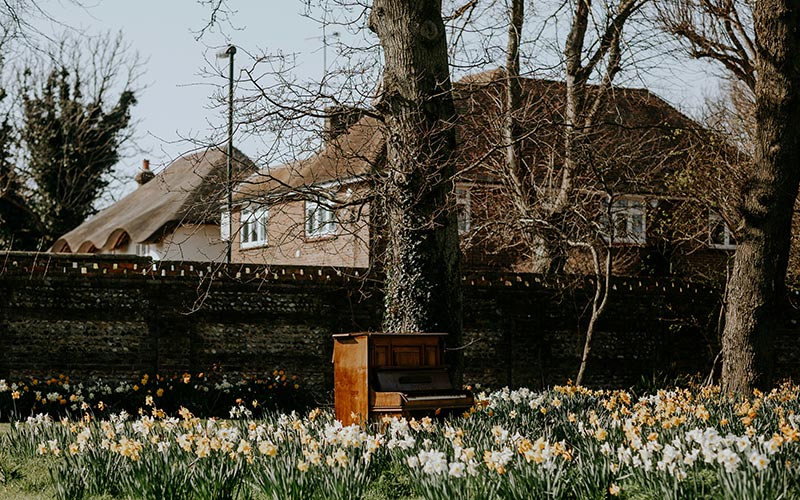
[226,70,739,277]
[52,148,257,261]
[52,73,735,276]
[228,115,378,268]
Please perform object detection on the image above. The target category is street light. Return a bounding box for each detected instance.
[217,44,236,264]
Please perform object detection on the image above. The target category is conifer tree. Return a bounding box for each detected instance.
[20,65,136,247]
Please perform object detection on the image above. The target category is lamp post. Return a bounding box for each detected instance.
[217,44,236,264]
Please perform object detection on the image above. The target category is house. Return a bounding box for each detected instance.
[229,112,379,268]
[226,70,738,277]
[51,148,258,262]
[453,71,742,277]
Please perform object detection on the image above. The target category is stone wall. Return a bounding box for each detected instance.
[1,252,796,398]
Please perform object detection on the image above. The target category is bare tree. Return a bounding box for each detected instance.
[661,0,800,392]
[1,1,48,50]
[659,0,755,90]
[0,31,141,249]
[558,0,646,213]
[0,1,87,53]
[486,0,647,384]
[198,1,463,348]
[703,77,755,153]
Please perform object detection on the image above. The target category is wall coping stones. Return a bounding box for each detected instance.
[0,251,720,294]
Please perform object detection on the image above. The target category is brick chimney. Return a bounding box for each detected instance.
[135,159,155,186]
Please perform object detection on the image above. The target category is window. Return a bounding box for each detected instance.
[709,212,736,249]
[305,200,337,238]
[602,198,646,244]
[240,206,268,248]
[456,187,471,234]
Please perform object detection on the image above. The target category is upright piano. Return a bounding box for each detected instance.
[332,332,473,425]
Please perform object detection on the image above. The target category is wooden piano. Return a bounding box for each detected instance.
[332,332,473,425]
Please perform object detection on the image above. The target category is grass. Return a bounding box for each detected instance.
[0,421,415,500]
[363,462,420,500]
[0,452,56,500]
[0,436,113,500]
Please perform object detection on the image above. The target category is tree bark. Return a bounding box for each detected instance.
[575,243,612,386]
[503,0,524,205]
[560,0,592,215]
[368,1,462,369]
[721,0,800,393]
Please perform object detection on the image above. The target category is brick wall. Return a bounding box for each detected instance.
[1,252,798,398]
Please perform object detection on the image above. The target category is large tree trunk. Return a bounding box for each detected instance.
[721,0,800,393]
[368,1,463,374]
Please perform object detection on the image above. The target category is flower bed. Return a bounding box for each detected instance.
[0,370,310,421]
[2,383,800,499]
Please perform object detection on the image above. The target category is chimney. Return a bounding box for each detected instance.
[324,106,364,143]
[135,159,155,186]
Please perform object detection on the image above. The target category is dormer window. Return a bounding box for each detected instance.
[305,200,337,238]
[709,212,736,249]
[602,197,646,244]
[240,206,268,248]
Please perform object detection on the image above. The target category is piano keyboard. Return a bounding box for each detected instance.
[406,394,471,401]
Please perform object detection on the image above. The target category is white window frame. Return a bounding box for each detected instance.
[602,197,646,245]
[456,186,471,234]
[240,205,268,249]
[305,200,337,238]
[709,212,736,249]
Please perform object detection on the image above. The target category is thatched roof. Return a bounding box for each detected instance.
[52,148,258,253]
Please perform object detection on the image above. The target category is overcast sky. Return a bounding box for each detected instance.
[25,1,720,203]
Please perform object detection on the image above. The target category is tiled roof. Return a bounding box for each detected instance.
[235,70,710,200]
[234,115,384,202]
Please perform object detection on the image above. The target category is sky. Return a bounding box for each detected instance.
[24,1,721,203]
[28,1,335,201]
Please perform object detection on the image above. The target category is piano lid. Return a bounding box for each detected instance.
[333,332,449,340]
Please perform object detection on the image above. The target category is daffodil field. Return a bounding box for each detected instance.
[0,371,308,421]
[3,383,800,499]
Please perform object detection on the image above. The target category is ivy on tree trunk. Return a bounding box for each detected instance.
[368,0,463,369]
